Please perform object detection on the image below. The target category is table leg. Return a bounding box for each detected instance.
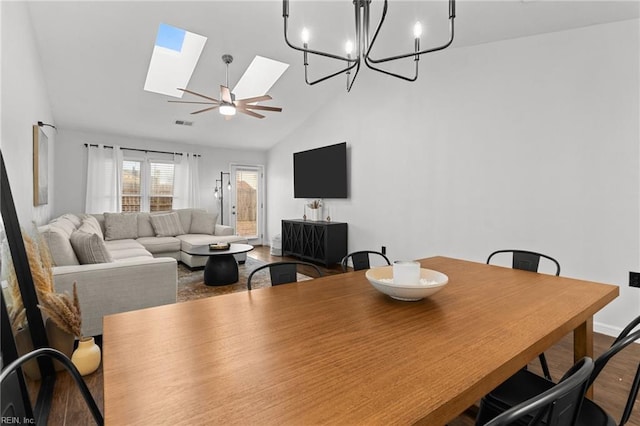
[574,317,594,399]
[204,254,239,286]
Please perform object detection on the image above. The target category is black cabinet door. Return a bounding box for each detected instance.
[281,220,347,266]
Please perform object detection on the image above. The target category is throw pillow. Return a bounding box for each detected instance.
[49,216,77,237]
[150,212,185,237]
[137,213,156,238]
[173,209,196,235]
[104,212,138,241]
[70,231,113,264]
[39,226,80,266]
[189,211,217,235]
[58,213,82,228]
[78,216,104,239]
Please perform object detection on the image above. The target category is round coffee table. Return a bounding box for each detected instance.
[185,243,254,286]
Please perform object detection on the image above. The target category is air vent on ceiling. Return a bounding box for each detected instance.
[175,120,193,126]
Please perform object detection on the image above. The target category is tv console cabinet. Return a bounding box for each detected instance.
[281,220,348,267]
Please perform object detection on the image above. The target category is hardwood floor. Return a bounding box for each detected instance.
[25,247,639,425]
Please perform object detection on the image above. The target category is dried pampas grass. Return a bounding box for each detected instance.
[38,282,82,338]
[23,232,54,297]
[4,249,27,332]
[3,227,82,337]
[9,306,26,334]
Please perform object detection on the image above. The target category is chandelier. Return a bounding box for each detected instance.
[282,0,456,92]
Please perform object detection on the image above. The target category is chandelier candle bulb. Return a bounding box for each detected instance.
[345,40,354,55]
[393,261,421,285]
[413,22,423,38]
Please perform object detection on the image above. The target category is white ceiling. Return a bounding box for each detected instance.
[27,1,639,150]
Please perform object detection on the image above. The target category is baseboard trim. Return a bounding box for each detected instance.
[594,321,640,343]
[594,321,620,338]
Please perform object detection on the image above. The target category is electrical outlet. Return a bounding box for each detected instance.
[381,246,386,255]
[630,271,640,288]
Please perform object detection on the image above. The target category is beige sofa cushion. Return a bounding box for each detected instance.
[150,212,185,237]
[104,212,138,241]
[88,213,106,235]
[58,213,82,228]
[104,239,153,261]
[70,231,113,264]
[189,211,217,235]
[78,216,104,239]
[49,216,77,237]
[136,237,181,254]
[137,213,156,238]
[172,209,195,234]
[40,225,80,266]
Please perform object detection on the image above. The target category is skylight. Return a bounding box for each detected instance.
[144,23,207,97]
[232,56,290,100]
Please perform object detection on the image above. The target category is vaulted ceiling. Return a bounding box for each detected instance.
[27,1,639,150]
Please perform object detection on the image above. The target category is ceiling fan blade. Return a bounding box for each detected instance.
[178,88,219,103]
[237,108,265,119]
[242,104,282,112]
[168,100,218,105]
[237,94,272,104]
[191,105,219,115]
[220,85,233,103]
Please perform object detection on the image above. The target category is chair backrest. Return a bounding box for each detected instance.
[591,315,640,426]
[487,249,561,276]
[247,261,322,290]
[341,250,391,272]
[0,347,104,425]
[483,357,594,426]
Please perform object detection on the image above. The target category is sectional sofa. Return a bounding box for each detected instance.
[39,208,247,336]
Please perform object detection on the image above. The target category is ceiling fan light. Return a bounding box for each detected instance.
[219,104,236,116]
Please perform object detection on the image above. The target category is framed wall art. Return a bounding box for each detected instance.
[32,124,48,206]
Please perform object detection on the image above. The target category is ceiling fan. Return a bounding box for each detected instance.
[168,54,283,120]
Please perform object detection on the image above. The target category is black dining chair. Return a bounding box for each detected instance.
[476,314,640,426]
[479,357,594,426]
[247,261,322,290]
[487,249,561,276]
[1,347,104,425]
[341,250,391,272]
[487,249,561,380]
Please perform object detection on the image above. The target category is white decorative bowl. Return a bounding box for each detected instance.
[365,266,449,301]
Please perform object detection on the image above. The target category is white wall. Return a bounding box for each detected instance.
[53,129,267,220]
[267,20,640,335]
[1,1,56,225]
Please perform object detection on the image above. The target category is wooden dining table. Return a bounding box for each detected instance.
[102,256,618,425]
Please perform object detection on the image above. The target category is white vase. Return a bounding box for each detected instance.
[309,208,322,221]
[71,336,101,376]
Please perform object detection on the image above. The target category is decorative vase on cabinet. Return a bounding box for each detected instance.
[71,336,101,376]
[308,207,322,221]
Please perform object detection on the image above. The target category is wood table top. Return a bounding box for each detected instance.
[103,256,618,425]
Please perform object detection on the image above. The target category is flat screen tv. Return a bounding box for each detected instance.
[294,142,347,199]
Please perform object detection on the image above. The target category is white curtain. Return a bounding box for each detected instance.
[85,144,123,213]
[173,152,200,209]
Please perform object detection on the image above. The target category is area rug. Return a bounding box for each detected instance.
[177,257,309,302]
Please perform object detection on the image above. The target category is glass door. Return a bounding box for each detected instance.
[229,165,264,244]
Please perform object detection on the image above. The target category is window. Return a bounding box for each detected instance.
[122,160,141,212]
[122,159,175,212]
[149,162,174,212]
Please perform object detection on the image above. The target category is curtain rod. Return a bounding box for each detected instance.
[83,143,201,158]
